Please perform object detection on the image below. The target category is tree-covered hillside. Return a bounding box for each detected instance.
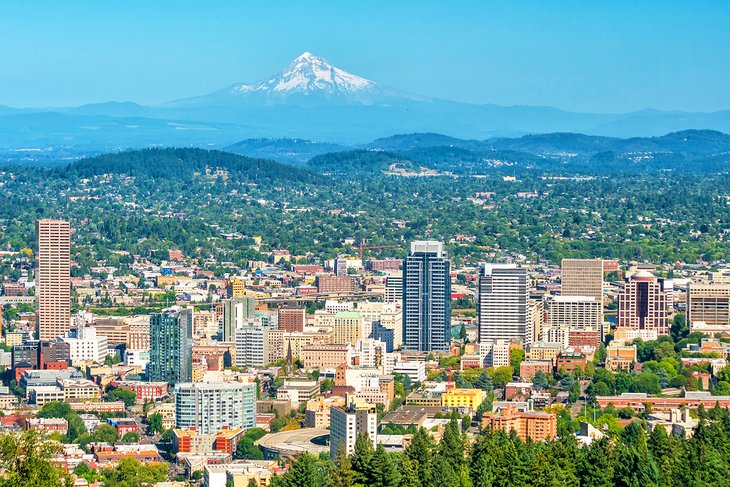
[59,147,318,183]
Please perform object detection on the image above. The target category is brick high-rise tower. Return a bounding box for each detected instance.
[36,219,71,341]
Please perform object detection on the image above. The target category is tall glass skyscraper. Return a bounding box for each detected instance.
[149,307,193,383]
[403,241,451,352]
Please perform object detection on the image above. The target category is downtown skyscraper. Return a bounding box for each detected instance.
[36,219,71,341]
[477,264,529,342]
[403,241,451,352]
[149,307,193,383]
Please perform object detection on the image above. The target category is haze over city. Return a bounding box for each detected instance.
[1,3,730,487]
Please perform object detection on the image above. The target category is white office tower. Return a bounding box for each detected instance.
[480,339,511,368]
[62,326,109,364]
[330,402,377,459]
[175,381,256,434]
[477,264,529,342]
[222,297,255,342]
[235,327,266,368]
[379,302,403,349]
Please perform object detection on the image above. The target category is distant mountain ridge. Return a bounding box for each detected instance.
[224,129,729,175]
[1,52,730,150]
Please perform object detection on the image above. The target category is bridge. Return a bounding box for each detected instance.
[0,296,35,306]
[259,290,383,304]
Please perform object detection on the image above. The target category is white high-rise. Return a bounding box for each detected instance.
[477,264,529,342]
[175,381,256,434]
[329,403,377,459]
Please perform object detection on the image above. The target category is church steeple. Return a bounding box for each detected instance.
[286,341,293,377]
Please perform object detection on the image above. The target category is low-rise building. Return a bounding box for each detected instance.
[110,380,169,403]
[276,380,319,408]
[481,404,557,442]
[60,378,101,403]
[26,417,68,435]
[441,388,484,413]
[519,360,553,378]
[305,396,347,429]
[301,344,352,370]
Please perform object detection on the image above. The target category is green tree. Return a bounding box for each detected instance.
[405,428,434,487]
[279,453,324,487]
[107,387,137,408]
[147,412,163,434]
[37,401,72,419]
[0,430,71,487]
[438,413,465,468]
[351,433,375,486]
[92,423,119,443]
[328,444,354,487]
[371,444,401,487]
[491,366,513,388]
[533,370,549,391]
[121,432,140,443]
[65,412,88,443]
[235,437,264,460]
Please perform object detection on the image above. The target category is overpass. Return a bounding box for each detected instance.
[0,296,35,306]
[259,290,383,304]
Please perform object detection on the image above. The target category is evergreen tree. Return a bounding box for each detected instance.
[281,453,323,487]
[398,455,421,487]
[371,444,401,487]
[430,456,459,487]
[405,428,434,487]
[581,454,612,487]
[469,436,495,487]
[328,445,354,487]
[351,433,375,486]
[439,412,465,468]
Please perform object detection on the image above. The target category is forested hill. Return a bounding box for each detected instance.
[57,147,318,183]
[306,150,419,174]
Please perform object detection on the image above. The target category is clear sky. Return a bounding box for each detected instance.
[1,1,728,113]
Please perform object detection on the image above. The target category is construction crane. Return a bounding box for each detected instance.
[358,238,399,261]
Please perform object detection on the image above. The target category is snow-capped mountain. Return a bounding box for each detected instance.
[171,52,419,107]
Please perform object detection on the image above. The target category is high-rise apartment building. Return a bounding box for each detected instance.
[525,299,545,345]
[235,326,266,368]
[175,381,256,434]
[384,276,403,304]
[333,311,363,345]
[317,275,358,294]
[222,297,256,342]
[36,219,71,341]
[329,403,377,459]
[617,271,669,335]
[477,264,528,342]
[278,307,305,333]
[547,296,603,330]
[334,256,348,277]
[686,283,730,333]
[561,259,604,302]
[149,307,193,384]
[403,241,451,352]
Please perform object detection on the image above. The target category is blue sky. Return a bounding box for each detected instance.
[1,1,728,112]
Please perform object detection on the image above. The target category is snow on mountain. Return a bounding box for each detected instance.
[170,52,421,107]
[231,52,378,97]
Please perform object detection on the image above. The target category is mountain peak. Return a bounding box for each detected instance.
[170,52,425,107]
[228,52,378,101]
